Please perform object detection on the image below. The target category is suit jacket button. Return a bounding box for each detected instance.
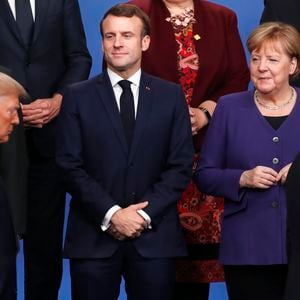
[272,157,279,164]
[271,201,279,208]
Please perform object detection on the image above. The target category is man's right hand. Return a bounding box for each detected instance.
[110,201,149,238]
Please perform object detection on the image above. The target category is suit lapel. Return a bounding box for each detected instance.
[0,0,24,46]
[32,0,49,44]
[129,73,153,162]
[96,72,128,155]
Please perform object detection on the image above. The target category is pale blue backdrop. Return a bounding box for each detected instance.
[17,0,264,299]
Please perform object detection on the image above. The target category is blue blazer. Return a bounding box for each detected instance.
[56,71,194,258]
[195,89,300,265]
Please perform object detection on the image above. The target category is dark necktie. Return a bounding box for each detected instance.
[15,0,34,48]
[118,80,135,147]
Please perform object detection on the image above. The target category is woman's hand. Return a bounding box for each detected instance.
[189,100,216,135]
[239,166,278,189]
[276,163,292,184]
[189,107,208,135]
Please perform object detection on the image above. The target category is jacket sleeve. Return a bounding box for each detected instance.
[194,98,244,201]
[141,86,194,226]
[55,87,117,224]
[55,0,92,94]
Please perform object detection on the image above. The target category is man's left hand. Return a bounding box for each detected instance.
[22,93,63,127]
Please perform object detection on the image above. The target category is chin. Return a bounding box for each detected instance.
[0,136,9,144]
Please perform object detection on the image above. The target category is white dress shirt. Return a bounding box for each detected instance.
[101,68,151,231]
[7,0,36,20]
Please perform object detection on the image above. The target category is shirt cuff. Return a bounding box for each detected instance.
[101,205,121,231]
[137,209,152,229]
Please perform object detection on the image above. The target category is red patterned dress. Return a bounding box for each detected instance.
[166,8,224,283]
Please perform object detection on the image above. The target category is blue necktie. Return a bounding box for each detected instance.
[15,0,34,48]
[118,80,135,147]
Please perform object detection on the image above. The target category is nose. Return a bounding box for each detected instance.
[258,59,268,72]
[12,113,20,126]
[113,35,122,48]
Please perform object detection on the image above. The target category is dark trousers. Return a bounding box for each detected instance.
[70,241,176,300]
[175,282,209,300]
[0,256,16,300]
[23,148,65,300]
[224,265,288,300]
[0,181,17,300]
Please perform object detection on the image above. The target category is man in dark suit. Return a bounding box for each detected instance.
[260,0,300,86]
[56,4,193,300]
[0,72,27,300]
[0,1,92,299]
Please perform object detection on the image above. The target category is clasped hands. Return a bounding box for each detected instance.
[22,94,63,128]
[107,201,149,241]
[239,164,292,189]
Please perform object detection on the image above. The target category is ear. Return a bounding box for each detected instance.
[289,57,297,75]
[141,35,150,52]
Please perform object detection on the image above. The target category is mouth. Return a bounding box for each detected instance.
[112,52,127,57]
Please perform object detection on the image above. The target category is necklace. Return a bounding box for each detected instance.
[254,88,295,110]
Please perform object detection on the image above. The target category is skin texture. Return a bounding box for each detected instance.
[0,94,20,143]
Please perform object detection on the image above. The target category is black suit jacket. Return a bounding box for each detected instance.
[285,153,300,300]
[0,0,91,236]
[0,0,92,156]
[56,71,194,258]
[260,0,300,86]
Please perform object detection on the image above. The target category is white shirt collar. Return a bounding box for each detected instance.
[107,68,141,89]
[8,0,36,20]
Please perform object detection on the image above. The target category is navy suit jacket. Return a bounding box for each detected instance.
[56,71,194,259]
[0,0,92,156]
[0,0,91,236]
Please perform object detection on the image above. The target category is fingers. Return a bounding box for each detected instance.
[240,166,278,189]
[130,201,149,210]
[277,163,292,184]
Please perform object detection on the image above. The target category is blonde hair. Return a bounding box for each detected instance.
[0,72,27,99]
[247,22,300,77]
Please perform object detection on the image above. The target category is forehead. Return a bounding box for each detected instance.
[0,94,19,107]
[253,40,286,55]
[102,15,143,34]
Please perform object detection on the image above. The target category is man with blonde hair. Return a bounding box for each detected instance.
[0,72,27,300]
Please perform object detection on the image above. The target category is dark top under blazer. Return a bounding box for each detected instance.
[0,0,92,156]
[195,88,300,265]
[56,71,194,259]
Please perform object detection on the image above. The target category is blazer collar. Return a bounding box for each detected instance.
[128,72,153,162]
[96,71,129,155]
[32,0,49,44]
[0,0,23,46]
[0,0,49,48]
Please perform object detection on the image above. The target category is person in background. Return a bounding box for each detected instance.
[0,0,92,299]
[0,72,27,300]
[128,0,249,298]
[195,22,300,300]
[260,0,300,86]
[285,152,300,300]
[56,3,193,300]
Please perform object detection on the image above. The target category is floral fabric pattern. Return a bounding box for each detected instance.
[166,9,224,283]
